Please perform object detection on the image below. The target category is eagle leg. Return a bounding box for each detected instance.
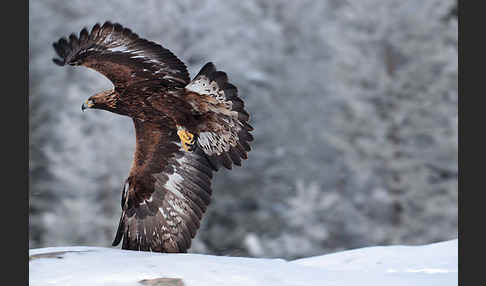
[177,126,195,152]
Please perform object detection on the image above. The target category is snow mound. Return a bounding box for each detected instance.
[29,239,457,286]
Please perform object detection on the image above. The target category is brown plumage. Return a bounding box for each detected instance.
[52,21,253,252]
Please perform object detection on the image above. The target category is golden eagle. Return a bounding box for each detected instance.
[52,22,253,252]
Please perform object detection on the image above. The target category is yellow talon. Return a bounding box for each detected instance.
[177,127,195,152]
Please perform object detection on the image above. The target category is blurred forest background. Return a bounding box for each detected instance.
[29,0,458,259]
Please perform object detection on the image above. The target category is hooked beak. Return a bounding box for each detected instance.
[81,99,94,112]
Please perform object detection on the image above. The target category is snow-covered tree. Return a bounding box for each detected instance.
[323,0,458,246]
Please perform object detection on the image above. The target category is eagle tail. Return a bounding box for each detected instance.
[186,62,253,170]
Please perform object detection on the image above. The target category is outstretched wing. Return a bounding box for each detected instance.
[112,118,215,252]
[185,62,254,170]
[52,21,190,90]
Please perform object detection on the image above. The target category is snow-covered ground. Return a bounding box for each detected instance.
[29,239,457,286]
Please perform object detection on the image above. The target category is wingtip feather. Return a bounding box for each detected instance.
[52,58,65,66]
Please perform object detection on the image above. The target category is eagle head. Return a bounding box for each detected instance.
[82,89,118,112]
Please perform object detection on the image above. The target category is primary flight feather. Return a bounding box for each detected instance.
[52,21,253,252]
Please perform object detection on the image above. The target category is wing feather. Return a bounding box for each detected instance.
[185,62,254,169]
[112,119,214,252]
[52,21,190,90]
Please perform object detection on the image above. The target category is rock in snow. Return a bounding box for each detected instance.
[29,239,457,286]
